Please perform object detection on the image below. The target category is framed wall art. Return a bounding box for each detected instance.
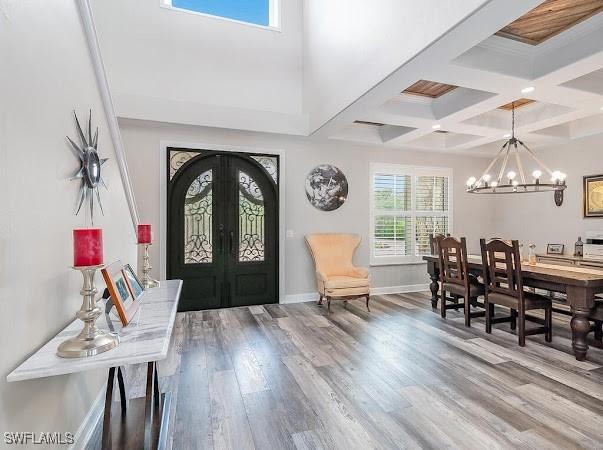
[584,174,603,218]
[305,164,348,211]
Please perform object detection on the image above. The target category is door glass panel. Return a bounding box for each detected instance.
[251,155,278,183]
[184,170,213,264]
[239,171,265,262]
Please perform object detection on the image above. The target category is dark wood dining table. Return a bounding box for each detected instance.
[423,254,603,361]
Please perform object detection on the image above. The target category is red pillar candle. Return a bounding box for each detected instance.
[137,224,152,244]
[73,228,103,267]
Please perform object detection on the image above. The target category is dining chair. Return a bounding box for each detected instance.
[480,238,552,346]
[436,236,485,327]
[429,233,450,255]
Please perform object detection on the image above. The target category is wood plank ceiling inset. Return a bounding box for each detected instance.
[498,98,536,110]
[496,0,603,45]
[402,80,458,98]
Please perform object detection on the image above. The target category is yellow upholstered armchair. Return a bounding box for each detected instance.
[305,233,370,312]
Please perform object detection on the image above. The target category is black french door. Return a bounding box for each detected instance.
[167,150,278,311]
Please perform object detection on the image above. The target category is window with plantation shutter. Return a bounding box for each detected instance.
[370,163,452,265]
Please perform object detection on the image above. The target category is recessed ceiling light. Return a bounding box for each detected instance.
[521,86,535,94]
[432,124,441,130]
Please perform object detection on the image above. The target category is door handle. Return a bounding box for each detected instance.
[229,231,234,256]
[219,225,224,253]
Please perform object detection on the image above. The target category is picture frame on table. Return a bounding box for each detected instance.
[101,260,140,326]
[584,174,603,218]
[546,243,564,255]
[122,263,144,301]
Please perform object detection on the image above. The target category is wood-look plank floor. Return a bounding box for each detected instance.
[90,292,603,450]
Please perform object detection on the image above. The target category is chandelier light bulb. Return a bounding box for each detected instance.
[507,171,516,181]
[532,170,542,179]
[512,180,519,186]
[558,172,567,181]
[482,174,491,182]
[466,176,477,187]
[490,181,498,188]
[551,170,562,181]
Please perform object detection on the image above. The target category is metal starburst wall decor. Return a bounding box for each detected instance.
[67,110,108,224]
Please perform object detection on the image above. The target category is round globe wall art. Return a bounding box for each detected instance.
[305,164,348,211]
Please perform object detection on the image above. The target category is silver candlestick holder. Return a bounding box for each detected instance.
[57,265,119,358]
[140,243,159,289]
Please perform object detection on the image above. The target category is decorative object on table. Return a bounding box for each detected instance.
[583,174,603,218]
[101,260,140,326]
[57,229,119,358]
[466,103,567,204]
[574,237,584,257]
[583,232,603,260]
[528,243,537,265]
[547,243,564,255]
[67,110,109,225]
[73,228,104,266]
[305,164,348,211]
[122,263,144,300]
[138,223,159,289]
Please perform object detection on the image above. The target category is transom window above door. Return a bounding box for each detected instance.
[161,0,280,29]
[370,163,452,265]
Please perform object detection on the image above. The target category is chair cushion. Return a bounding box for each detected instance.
[487,291,551,310]
[443,282,484,298]
[325,276,370,289]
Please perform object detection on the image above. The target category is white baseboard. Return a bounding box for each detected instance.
[70,386,105,450]
[371,283,430,295]
[282,284,429,304]
[282,292,318,304]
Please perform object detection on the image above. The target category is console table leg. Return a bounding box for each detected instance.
[144,362,155,450]
[429,273,439,309]
[117,367,127,415]
[570,307,591,361]
[101,367,115,450]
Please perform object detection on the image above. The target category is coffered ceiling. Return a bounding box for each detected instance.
[402,80,458,98]
[496,0,603,45]
[328,0,603,155]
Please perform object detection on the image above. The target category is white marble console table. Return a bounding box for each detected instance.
[8,279,183,450]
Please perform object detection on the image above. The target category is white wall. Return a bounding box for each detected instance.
[0,1,137,444]
[493,133,603,254]
[119,119,495,298]
[90,0,306,134]
[302,0,490,132]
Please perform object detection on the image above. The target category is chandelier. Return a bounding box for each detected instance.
[466,103,567,195]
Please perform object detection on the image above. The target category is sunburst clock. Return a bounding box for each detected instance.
[67,110,108,224]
